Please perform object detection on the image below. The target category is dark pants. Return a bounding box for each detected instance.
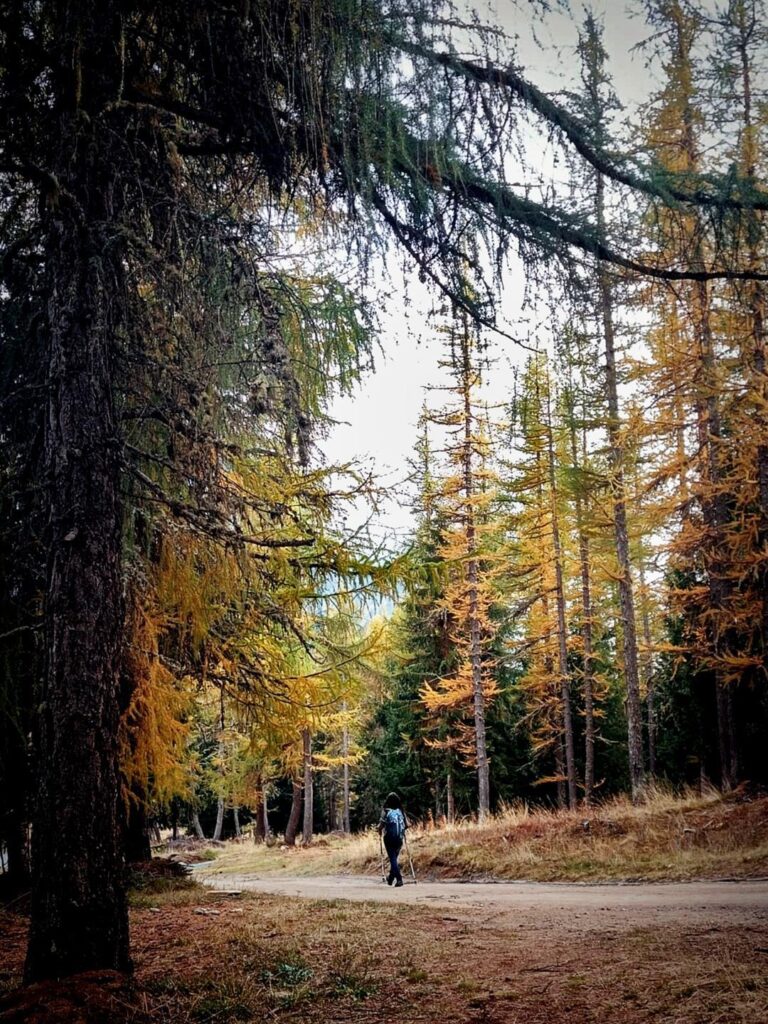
[384,836,403,883]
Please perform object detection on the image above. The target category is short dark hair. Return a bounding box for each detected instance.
[384,791,402,810]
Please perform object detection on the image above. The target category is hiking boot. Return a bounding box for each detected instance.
[394,879,404,887]
[386,874,394,886]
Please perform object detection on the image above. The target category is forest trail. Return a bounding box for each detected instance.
[195,870,768,930]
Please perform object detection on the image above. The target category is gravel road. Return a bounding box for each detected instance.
[194,869,768,931]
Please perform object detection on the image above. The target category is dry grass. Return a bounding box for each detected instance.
[199,784,768,883]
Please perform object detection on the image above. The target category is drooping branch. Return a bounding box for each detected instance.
[371,141,768,283]
[400,39,768,214]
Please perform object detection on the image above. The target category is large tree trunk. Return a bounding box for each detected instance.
[468,554,490,821]
[213,693,226,841]
[25,99,129,977]
[301,730,313,845]
[554,734,567,811]
[284,778,303,847]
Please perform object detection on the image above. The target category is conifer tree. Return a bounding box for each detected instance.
[420,314,506,820]
[507,354,578,804]
[557,326,605,804]
[640,0,744,787]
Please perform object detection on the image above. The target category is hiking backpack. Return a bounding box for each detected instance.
[384,807,406,840]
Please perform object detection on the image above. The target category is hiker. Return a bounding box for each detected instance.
[378,791,408,887]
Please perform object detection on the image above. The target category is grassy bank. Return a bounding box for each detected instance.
[198,786,768,883]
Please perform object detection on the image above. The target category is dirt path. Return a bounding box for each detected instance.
[195,869,768,930]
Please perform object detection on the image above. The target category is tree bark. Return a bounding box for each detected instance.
[233,807,241,838]
[284,777,303,846]
[25,61,130,976]
[301,729,313,845]
[212,797,225,842]
[191,811,206,840]
[446,766,455,825]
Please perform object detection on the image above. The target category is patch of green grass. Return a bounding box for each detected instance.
[260,957,314,987]
[192,992,251,1022]
[404,967,429,983]
[326,969,376,1000]
[456,978,481,995]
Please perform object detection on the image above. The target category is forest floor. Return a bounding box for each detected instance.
[199,787,768,884]
[2,873,768,1023]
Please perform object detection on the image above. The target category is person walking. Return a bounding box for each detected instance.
[378,791,408,886]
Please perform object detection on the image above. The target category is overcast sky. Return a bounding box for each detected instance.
[318,1,714,545]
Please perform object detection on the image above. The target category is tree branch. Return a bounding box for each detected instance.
[401,40,768,213]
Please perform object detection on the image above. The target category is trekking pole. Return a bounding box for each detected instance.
[404,832,417,884]
[378,831,387,883]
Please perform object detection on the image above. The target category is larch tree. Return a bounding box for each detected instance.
[640,0,745,788]
[420,314,506,821]
[507,352,581,806]
[556,324,605,805]
[575,14,645,800]
[710,0,768,680]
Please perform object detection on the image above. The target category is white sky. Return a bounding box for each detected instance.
[318,1,718,545]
